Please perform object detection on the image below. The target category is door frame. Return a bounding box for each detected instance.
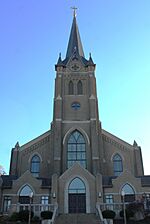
[64,175,90,213]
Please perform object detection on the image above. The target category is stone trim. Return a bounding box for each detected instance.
[54,157,61,161]
[111,152,124,162]
[17,184,35,196]
[92,157,99,160]
[28,152,43,163]
[64,73,89,79]
[63,127,90,145]
[3,193,50,196]
[62,120,90,124]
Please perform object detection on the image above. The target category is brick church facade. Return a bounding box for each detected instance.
[0,12,150,218]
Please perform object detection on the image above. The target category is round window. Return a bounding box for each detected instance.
[71,102,80,110]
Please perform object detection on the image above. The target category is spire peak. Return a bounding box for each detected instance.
[66,10,84,59]
[71,6,77,17]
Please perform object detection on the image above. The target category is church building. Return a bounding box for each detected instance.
[0,11,150,219]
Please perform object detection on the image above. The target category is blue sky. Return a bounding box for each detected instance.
[0,0,150,174]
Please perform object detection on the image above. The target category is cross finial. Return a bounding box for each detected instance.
[71,6,77,17]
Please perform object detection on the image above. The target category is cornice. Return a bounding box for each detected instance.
[102,131,133,151]
[22,135,50,156]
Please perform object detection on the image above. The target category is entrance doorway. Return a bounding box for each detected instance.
[68,178,86,213]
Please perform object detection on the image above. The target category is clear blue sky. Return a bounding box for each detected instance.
[0,1,150,175]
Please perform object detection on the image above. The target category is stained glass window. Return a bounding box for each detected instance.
[67,131,86,168]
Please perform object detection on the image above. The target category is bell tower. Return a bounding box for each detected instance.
[51,11,104,176]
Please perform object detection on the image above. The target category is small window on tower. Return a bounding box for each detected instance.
[77,80,83,95]
[71,102,80,110]
[68,81,74,95]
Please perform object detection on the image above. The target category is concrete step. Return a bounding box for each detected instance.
[55,213,101,224]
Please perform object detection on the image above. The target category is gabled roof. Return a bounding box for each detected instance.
[66,14,84,59]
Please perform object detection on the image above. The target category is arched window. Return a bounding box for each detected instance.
[67,131,86,169]
[30,155,40,177]
[69,81,74,95]
[113,154,123,176]
[77,80,83,95]
[121,184,135,202]
[19,185,33,204]
[69,178,86,194]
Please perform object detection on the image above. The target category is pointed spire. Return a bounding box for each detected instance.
[15,141,20,149]
[13,141,20,151]
[57,53,62,65]
[133,140,138,147]
[71,6,77,18]
[66,9,84,58]
[88,53,94,65]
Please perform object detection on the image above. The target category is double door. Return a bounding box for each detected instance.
[69,193,86,213]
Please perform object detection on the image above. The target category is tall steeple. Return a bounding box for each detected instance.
[56,8,95,68]
[66,9,84,58]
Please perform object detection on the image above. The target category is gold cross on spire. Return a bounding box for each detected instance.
[71,6,77,17]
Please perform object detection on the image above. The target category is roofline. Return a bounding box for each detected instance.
[102,129,133,149]
[19,130,51,151]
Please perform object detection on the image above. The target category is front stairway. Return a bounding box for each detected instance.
[55,213,101,224]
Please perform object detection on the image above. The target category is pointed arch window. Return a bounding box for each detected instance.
[121,184,135,202]
[77,80,83,95]
[19,185,33,204]
[67,131,86,169]
[69,178,86,194]
[69,81,74,95]
[113,154,123,176]
[30,155,40,177]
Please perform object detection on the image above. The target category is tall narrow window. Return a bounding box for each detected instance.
[105,195,113,204]
[41,196,49,204]
[121,184,135,202]
[41,196,49,211]
[104,194,114,210]
[113,154,123,176]
[67,131,86,168]
[69,81,74,95]
[3,196,11,212]
[77,80,83,95]
[31,155,40,177]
